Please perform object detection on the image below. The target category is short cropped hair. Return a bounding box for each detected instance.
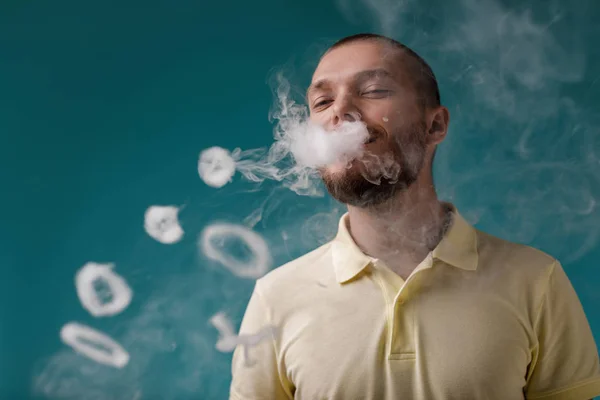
[326,33,440,109]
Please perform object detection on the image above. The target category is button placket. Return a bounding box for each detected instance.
[371,259,418,359]
[388,267,430,359]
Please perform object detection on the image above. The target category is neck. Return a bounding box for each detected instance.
[346,177,449,278]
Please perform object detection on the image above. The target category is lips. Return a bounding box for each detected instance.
[365,126,383,144]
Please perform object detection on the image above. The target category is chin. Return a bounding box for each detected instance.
[324,161,351,176]
[321,159,362,181]
[320,158,420,208]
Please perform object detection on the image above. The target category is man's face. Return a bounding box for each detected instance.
[307,40,429,208]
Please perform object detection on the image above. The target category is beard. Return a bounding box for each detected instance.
[320,121,427,209]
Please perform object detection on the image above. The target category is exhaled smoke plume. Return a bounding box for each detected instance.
[198,72,370,197]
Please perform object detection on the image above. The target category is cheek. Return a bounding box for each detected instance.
[362,103,394,124]
[389,103,425,127]
[386,113,414,129]
[308,108,329,123]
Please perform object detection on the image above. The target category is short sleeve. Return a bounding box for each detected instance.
[229,282,293,400]
[525,261,600,400]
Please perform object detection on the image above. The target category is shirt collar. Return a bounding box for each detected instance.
[331,204,479,284]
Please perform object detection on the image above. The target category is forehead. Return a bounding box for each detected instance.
[312,40,404,86]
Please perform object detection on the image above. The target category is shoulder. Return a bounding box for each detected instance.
[255,241,335,299]
[474,228,558,291]
[477,229,556,267]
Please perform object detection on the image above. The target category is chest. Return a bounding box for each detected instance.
[279,281,533,400]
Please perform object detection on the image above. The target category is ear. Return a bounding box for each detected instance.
[427,106,449,145]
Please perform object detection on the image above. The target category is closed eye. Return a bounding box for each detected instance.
[313,99,332,108]
[363,89,392,96]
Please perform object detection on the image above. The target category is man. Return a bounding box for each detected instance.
[229,33,600,399]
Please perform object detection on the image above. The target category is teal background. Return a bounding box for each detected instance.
[1,0,599,398]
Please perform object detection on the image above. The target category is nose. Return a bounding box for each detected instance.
[331,95,361,128]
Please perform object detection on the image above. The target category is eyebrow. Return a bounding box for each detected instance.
[306,68,394,98]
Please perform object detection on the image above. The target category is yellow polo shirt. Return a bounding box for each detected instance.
[230,206,600,400]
